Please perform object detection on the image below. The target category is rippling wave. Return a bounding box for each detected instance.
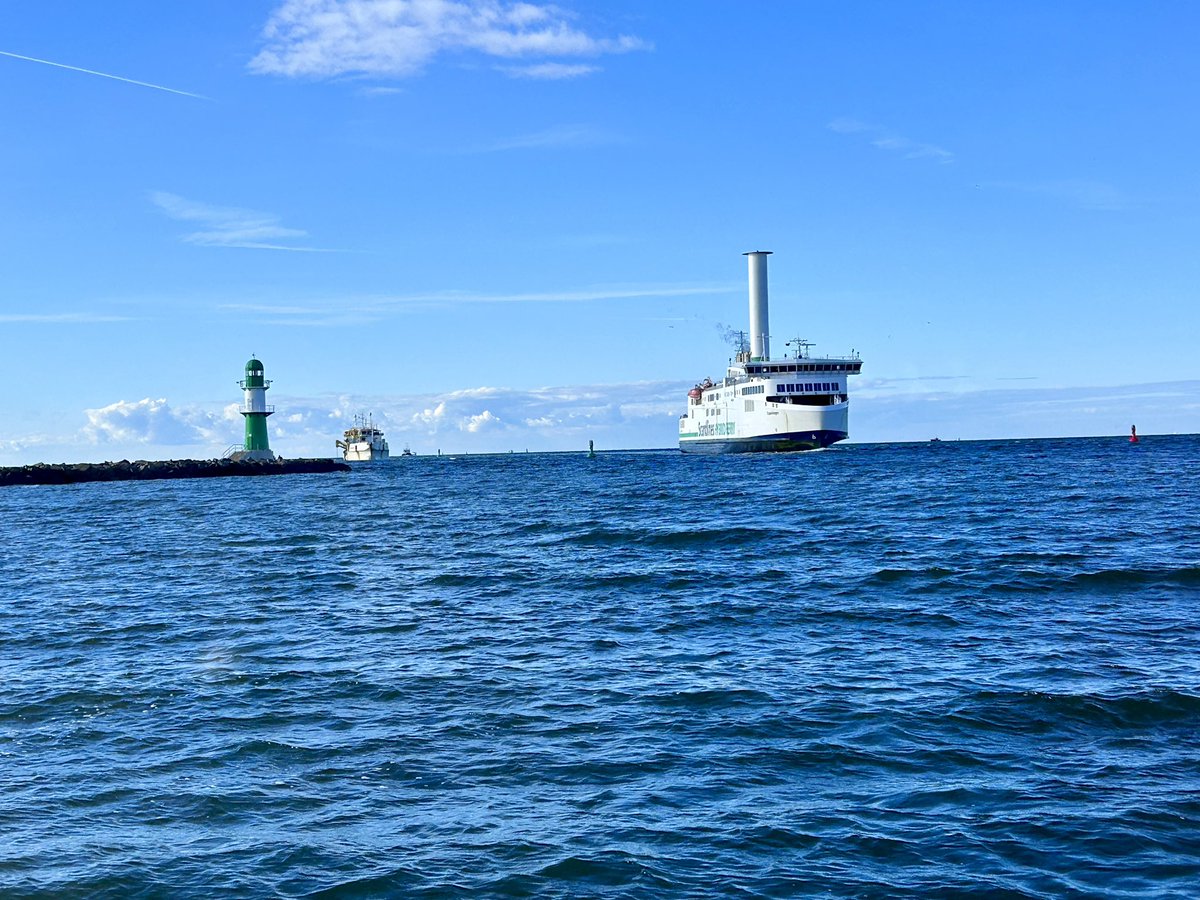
[3,436,1200,896]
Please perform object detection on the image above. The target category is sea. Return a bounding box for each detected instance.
[3,435,1199,898]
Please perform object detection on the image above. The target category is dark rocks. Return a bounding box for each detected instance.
[0,457,351,487]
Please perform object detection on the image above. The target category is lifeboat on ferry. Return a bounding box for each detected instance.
[688,387,703,400]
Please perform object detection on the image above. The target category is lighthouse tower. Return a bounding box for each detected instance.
[236,357,276,461]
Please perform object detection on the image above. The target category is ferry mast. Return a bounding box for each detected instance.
[745,250,772,361]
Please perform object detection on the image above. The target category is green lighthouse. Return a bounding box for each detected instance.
[236,357,276,461]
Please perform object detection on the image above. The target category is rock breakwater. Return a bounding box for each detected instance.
[0,457,350,488]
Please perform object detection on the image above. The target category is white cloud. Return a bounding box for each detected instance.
[150,191,331,252]
[6,378,1197,468]
[82,398,221,446]
[359,85,404,96]
[463,409,501,432]
[482,123,620,151]
[412,401,449,426]
[249,0,649,79]
[243,380,685,456]
[827,118,954,164]
[501,62,599,79]
[217,282,736,323]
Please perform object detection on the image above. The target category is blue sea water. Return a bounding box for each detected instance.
[3,435,1200,898]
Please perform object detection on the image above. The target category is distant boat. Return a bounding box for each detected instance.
[336,414,389,461]
[930,437,942,443]
[401,444,414,457]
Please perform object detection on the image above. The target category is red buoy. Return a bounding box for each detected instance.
[1130,425,1139,443]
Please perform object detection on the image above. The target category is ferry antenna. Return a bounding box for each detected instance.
[785,337,815,359]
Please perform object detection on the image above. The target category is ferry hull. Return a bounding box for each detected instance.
[679,429,847,454]
[342,443,389,461]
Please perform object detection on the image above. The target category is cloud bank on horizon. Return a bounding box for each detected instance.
[28,381,682,463]
[4,379,1196,467]
[249,0,650,80]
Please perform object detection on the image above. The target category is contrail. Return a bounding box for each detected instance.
[0,49,209,100]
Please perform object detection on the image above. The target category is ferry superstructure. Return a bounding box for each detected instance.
[678,251,862,453]
[336,414,390,461]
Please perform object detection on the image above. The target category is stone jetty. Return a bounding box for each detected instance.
[0,457,350,488]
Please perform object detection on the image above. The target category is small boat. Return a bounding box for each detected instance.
[336,414,389,461]
[401,444,414,457]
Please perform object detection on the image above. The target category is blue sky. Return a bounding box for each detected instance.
[2,1,1198,463]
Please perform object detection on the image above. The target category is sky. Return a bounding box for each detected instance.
[1,0,1198,463]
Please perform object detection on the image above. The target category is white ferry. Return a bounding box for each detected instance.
[678,251,862,453]
[336,415,390,461]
